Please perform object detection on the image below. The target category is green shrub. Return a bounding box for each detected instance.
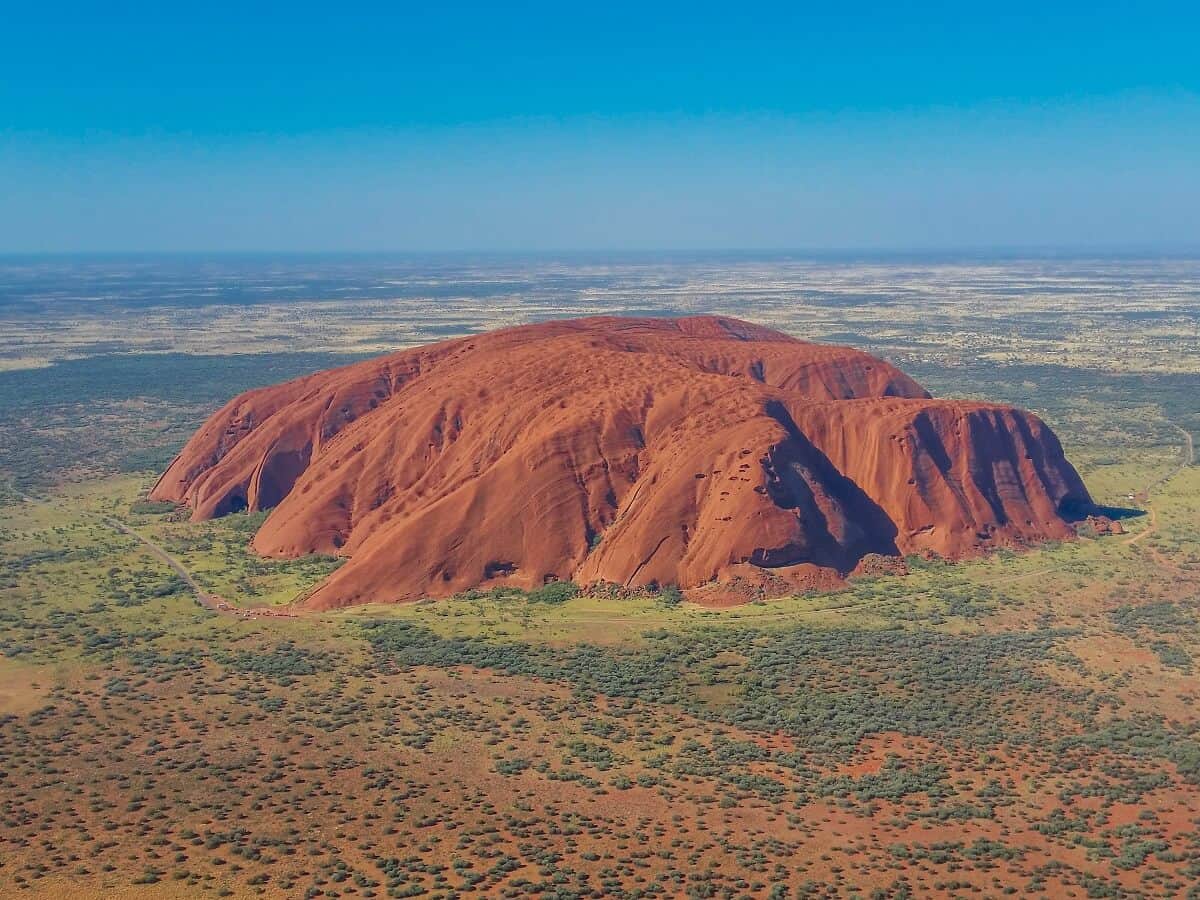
[658,584,684,606]
[527,581,579,604]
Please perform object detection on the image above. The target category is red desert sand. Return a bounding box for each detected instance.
[153,316,1093,608]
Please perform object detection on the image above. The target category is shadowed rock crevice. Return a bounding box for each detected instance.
[761,399,900,569]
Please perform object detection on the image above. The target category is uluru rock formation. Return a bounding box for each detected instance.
[152,316,1094,609]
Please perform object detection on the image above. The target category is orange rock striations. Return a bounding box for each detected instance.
[153,316,1093,608]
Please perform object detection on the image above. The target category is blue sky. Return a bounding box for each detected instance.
[2,1,1198,252]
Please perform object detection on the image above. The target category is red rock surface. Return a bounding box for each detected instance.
[152,316,1093,609]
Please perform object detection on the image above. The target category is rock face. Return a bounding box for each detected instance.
[153,316,1093,609]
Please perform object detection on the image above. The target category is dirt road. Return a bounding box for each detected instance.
[16,490,295,620]
[1123,422,1193,549]
[99,514,297,619]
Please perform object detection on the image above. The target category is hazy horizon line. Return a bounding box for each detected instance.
[4,245,1200,261]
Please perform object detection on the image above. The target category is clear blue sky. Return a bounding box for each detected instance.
[2,1,1198,252]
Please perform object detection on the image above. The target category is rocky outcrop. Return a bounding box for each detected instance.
[153,315,1093,608]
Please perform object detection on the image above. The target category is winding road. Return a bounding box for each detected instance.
[1123,423,1194,548]
[16,490,295,620]
[99,514,296,619]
